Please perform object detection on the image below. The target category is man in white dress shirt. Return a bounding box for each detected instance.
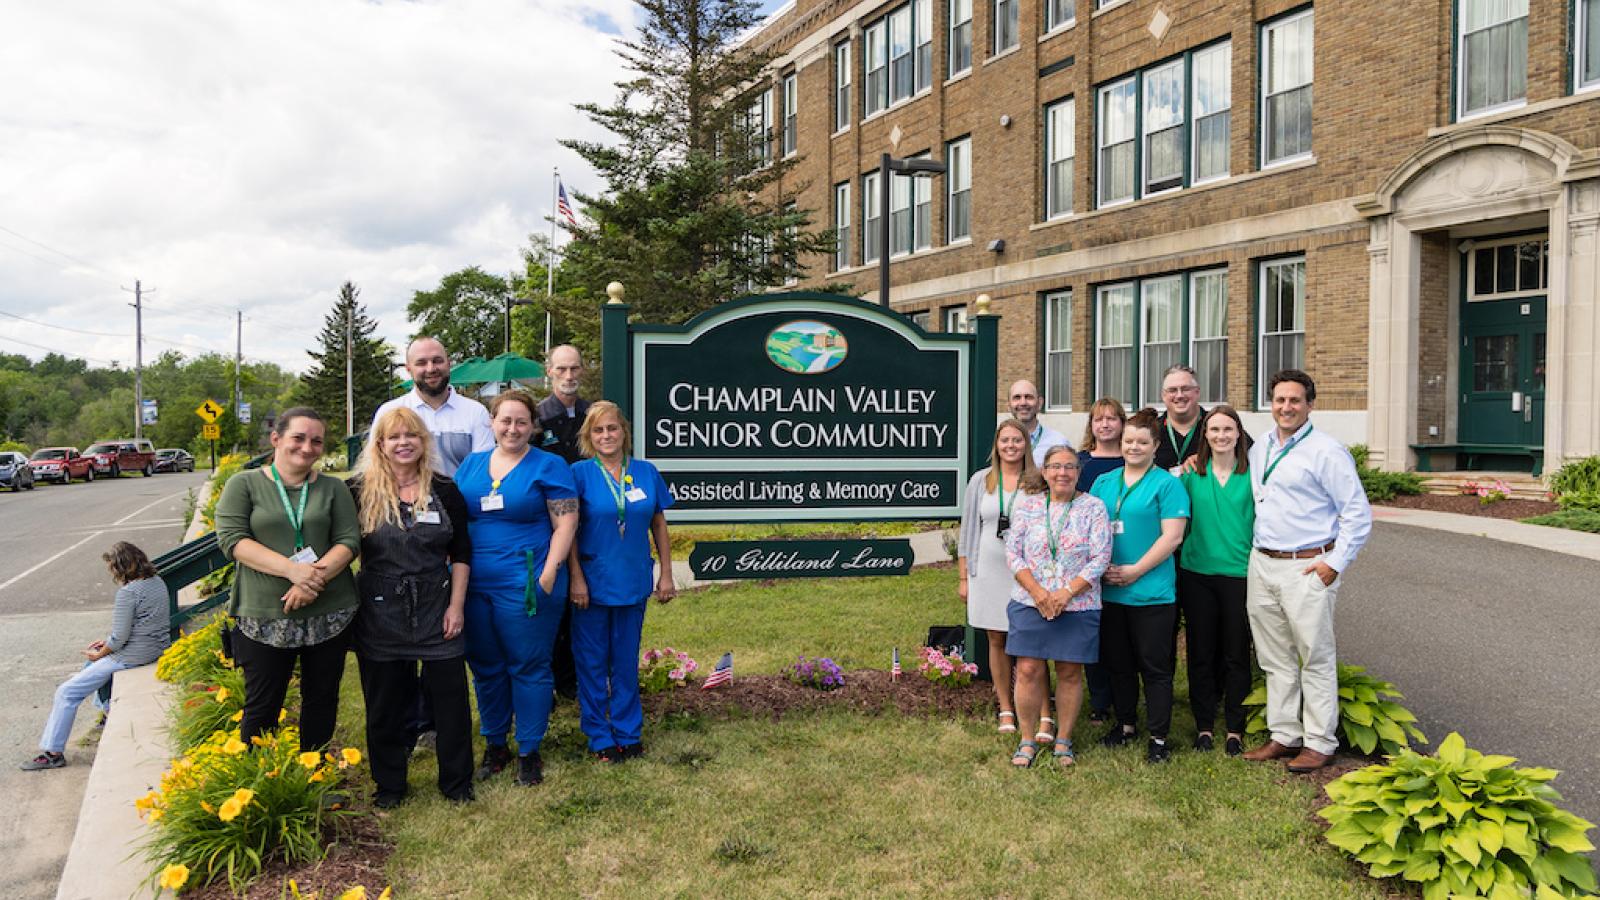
[371,337,494,477]
[1240,369,1371,773]
[1007,380,1067,467]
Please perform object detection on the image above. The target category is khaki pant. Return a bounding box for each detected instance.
[1246,552,1340,755]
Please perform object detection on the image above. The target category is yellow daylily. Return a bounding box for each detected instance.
[337,887,367,900]
[158,863,189,890]
[341,747,362,766]
[230,710,243,722]
[221,736,247,755]
[298,751,322,769]
[213,686,229,704]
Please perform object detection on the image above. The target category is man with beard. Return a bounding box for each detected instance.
[1154,365,1206,474]
[369,336,494,750]
[535,343,589,701]
[1006,380,1066,466]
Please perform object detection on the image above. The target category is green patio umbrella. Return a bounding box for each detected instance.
[467,352,546,384]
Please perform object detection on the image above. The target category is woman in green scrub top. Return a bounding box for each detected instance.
[1089,409,1189,764]
[1177,406,1255,756]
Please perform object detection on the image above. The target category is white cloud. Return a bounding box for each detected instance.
[0,0,635,373]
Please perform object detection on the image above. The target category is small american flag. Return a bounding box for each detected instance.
[556,180,578,228]
[701,652,733,690]
[891,647,901,680]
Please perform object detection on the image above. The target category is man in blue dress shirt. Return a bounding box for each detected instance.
[1241,369,1371,774]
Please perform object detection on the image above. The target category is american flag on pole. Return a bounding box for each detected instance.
[556,180,578,228]
[701,652,733,690]
[891,648,901,680]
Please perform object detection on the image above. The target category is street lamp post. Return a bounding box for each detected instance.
[878,152,947,307]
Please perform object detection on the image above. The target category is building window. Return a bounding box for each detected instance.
[1045,290,1073,409]
[950,0,973,75]
[834,182,852,271]
[889,154,933,256]
[863,171,882,263]
[1189,269,1228,403]
[743,89,772,167]
[1097,78,1136,206]
[916,0,933,92]
[1457,0,1527,117]
[1096,283,1136,405]
[1261,10,1313,165]
[994,0,1018,54]
[782,73,798,157]
[835,41,852,132]
[1468,237,1547,299]
[947,136,972,241]
[1258,257,1306,406]
[866,0,932,117]
[1140,276,1183,407]
[944,304,969,333]
[865,20,888,116]
[1191,42,1231,182]
[1581,0,1600,92]
[1142,59,1185,195]
[1045,0,1075,32]
[910,310,931,329]
[1045,98,1075,219]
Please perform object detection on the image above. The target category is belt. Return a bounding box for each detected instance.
[1256,540,1336,560]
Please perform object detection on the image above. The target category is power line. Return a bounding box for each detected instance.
[0,308,241,358]
[0,332,119,366]
[0,223,124,282]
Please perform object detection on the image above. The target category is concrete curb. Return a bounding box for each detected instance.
[56,477,214,900]
[1373,504,1600,562]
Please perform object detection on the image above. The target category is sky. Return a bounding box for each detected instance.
[0,0,657,375]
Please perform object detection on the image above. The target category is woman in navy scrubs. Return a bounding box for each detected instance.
[454,389,578,786]
[568,401,675,762]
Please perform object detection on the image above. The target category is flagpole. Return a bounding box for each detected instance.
[546,168,557,358]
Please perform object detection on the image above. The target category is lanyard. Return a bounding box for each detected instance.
[1111,469,1147,522]
[1045,495,1074,561]
[1261,424,1314,485]
[269,464,310,550]
[598,458,631,533]
[1166,421,1197,462]
[996,472,1018,518]
[1030,424,1044,446]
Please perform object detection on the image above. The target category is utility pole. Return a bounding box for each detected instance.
[345,303,354,438]
[122,280,152,438]
[234,310,243,453]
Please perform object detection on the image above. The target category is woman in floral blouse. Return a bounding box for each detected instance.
[1003,445,1113,768]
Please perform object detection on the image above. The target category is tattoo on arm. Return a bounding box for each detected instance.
[547,498,578,518]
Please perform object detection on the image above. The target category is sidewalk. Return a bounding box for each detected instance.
[1372,503,1600,562]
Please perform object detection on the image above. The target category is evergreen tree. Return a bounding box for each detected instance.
[292,282,396,444]
[560,0,835,326]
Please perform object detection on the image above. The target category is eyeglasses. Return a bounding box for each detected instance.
[1163,386,1200,396]
[1041,463,1079,472]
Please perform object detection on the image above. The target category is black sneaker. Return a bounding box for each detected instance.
[1146,739,1172,763]
[1099,727,1137,748]
[373,791,405,810]
[516,751,544,786]
[1193,733,1215,752]
[616,743,643,761]
[1225,736,1244,757]
[1087,709,1110,726]
[475,743,513,782]
[594,746,622,764]
[20,751,65,771]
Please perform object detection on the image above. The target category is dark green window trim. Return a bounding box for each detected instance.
[1256,4,1315,167]
[1251,252,1308,410]
[1090,265,1229,408]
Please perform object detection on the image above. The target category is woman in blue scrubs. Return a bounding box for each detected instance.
[454,389,578,786]
[567,401,675,762]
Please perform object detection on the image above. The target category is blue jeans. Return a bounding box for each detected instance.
[40,657,131,753]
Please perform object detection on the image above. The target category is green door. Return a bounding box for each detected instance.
[1459,295,1545,446]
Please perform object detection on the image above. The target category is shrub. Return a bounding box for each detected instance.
[156,617,231,686]
[1522,509,1600,533]
[784,656,845,691]
[1245,663,1426,757]
[917,647,978,687]
[1461,479,1511,505]
[639,647,699,693]
[1320,732,1597,900]
[1348,445,1427,502]
[1548,456,1600,512]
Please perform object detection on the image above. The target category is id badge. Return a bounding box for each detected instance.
[481,494,505,512]
[625,487,646,502]
[1111,520,1125,535]
[1168,465,1184,477]
[995,513,1010,540]
[415,509,441,525]
[1036,562,1056,582]
[289,547,317,564]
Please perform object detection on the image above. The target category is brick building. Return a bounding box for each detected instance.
[740,0,1600,472]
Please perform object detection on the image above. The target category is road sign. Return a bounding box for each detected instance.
[141,400,158,425]
[202,423,221,440]
[196,399,224,423]
[238,402,252,424]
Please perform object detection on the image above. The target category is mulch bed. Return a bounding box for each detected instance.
[646,669,991,720]
[1377,493,1556,519]
[184,814,394,900]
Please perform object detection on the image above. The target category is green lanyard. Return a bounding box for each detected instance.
[1261,424,1314,485]
[1166,421,1197,462]
[1111,469,1147,522]
[270,464,310,551]
[996,473,1018,518]
[598,458,631,535]
[1045,495,1074,562]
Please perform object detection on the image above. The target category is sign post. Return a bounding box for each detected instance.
[196,399,224,471]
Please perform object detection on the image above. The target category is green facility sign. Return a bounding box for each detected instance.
[687,540,915,580]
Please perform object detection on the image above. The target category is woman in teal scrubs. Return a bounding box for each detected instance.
[567,401,676,762]
[1089,408,1189,763]
[455,389,578,787]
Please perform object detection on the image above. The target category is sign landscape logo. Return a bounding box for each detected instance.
[765,320,848,374]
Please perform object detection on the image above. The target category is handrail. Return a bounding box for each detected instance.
[152,531,232,639]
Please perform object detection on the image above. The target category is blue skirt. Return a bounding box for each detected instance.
[1004,601,1100,663]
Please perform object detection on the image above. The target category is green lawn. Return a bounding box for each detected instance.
[334,566,1388,898]
[668,520,951,558]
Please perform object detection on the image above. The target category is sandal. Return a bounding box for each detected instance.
[1035,716,1056,743]
[1053,738,1076,768]
[1011,739,1038,768]
[997,711,1017,734]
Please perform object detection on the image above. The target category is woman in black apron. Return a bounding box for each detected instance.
[349,407,474,806]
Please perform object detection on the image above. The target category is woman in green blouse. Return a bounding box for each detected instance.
[215,407,361,750]
[1177,405,1255,756]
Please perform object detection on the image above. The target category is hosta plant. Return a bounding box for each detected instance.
[1244,663,1427,756]
[1320,732,1597,900]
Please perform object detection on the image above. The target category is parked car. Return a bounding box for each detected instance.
[83,439,157,477]
[29,447,96,484]
[0,451,36,491]
[153,448,195,473]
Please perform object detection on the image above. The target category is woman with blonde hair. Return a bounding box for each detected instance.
[347,406,475,806]
[958,419,1054,740]
[567,401,675,762]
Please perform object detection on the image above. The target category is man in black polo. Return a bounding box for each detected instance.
[1154,364,1207,473]
[535,343,590,700]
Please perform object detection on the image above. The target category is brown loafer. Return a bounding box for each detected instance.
[1286,748,1333,773]
[1240,739,1300,762]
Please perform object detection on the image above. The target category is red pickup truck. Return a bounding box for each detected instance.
[83,439,157,477]
[29,447,97,484]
